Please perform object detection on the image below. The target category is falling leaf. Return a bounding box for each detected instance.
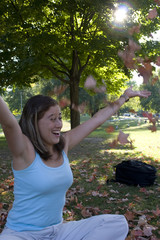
[109,139,118,148]
[118,48,136,69]
[138,62,153,84]
[151,76,158,85]
[84,75,97,89]
[72,102,86,114]
[155,0,160,5]
[152,207,160,216]
[155,56,160,66]
[59,98,70,108]
[128,24,141,35]
[148,125,157,132]
[143,226,153,237]
[128,39,141,52]
[106,126,115,133]
[117,130,130,145]
[147,8,158,19]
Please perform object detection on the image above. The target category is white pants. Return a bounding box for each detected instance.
[0,214,128,240]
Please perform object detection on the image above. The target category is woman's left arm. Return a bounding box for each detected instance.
[63,87,151,152]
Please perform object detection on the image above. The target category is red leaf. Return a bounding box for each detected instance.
[106,126,115,133]
[59,98,70,108]
[124,210,135,221]
[148,125,157,132]
[152,207,160,216]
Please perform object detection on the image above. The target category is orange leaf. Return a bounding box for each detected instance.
[106,126,115,133]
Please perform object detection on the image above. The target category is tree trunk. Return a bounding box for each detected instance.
[69,50,81,129]
[70,78,80,129]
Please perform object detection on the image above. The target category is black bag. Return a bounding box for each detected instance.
[115,160,157,187]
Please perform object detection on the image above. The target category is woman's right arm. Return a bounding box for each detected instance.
[0,97,31,163]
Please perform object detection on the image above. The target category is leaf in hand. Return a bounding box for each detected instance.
[117,130,130,145]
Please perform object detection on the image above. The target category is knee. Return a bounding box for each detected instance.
[101,214,128,232]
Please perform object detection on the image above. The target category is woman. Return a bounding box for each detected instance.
[0,87,150,240]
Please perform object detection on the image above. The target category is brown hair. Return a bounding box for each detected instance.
[19,95,65,160]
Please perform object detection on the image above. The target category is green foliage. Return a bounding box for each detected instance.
[0,0,160,126]
[0,0,159,89]
[140,75,160,113]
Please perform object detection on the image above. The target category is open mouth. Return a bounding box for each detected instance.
[53,132,60,136]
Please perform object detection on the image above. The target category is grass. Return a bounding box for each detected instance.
[0,117,160,239]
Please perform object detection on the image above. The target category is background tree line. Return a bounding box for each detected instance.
[0,0,160,127]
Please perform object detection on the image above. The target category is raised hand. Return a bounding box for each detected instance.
[124,87,151,99]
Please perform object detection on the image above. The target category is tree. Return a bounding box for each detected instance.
[0,0,160,128]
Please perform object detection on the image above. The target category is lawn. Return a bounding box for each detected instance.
[0,117,160,239]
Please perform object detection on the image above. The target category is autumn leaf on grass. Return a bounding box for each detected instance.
[152,207,160,216]
[81,207,93,218]
[117,130,130,145]
[105,126,115,133]
[124,210,136,221]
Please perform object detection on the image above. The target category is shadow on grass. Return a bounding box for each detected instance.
[68,137,160,238]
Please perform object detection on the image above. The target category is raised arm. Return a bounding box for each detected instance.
[63,87,151,152]
[0,96,27,158]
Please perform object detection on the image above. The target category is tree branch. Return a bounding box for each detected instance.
[41,64,70,84]
[47,53,70,73]
[10,0,30,38]
[79,55,91,75]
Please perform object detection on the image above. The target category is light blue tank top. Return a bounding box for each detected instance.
[6,151,73,231]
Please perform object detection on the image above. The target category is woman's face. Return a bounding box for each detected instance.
[38,105,63,149]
